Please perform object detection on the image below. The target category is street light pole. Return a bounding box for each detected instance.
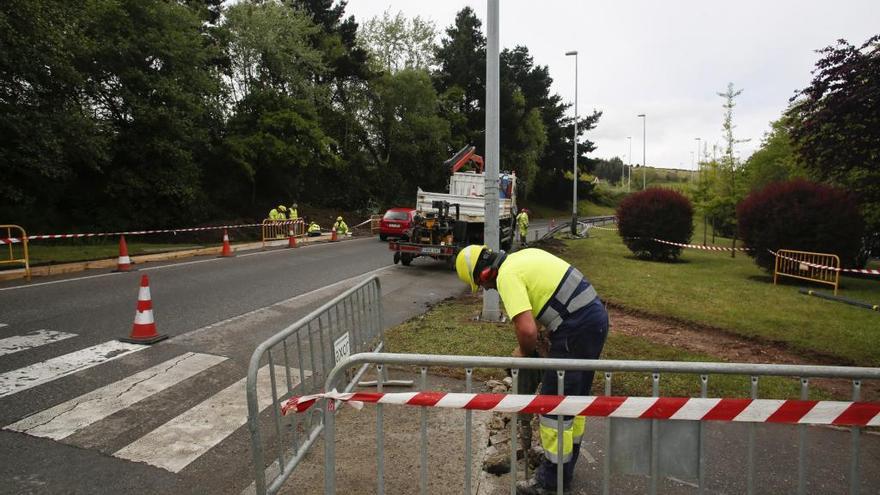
[566,50,578,235]
[637,114,646,189]
[627,136,632,192]
[481,0,501,321]
[695,137,702,182]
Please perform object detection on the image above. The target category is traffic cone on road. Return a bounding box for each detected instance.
[120,274,167,345]
[288,228,297,248]
[114,235,134,272]
[330,230,338,242]
[220,229,234,257]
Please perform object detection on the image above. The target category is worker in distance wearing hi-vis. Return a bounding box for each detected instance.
[455,245,609,495]
[332,216,349,236]
[516,207,530,246]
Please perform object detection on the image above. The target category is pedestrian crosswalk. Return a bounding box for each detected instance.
[1,324,307,476]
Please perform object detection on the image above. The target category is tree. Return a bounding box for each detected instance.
[362,69,450,204]
[786,35,880,235]
[359,10,437,73]
[217,1,335,212]
[741,117,804,191]
[433,7,486,149]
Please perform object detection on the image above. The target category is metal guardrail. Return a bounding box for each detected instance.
[322,353,880,495]
[1,225,30,281]
[540,215,617,240]
[246,276,385,495]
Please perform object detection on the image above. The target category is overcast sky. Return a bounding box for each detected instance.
[344,0,877,170]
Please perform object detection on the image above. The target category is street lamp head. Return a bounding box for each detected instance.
[565,50,578,56]
[637,114,646,118]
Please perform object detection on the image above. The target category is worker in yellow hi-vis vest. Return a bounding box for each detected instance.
[455,245,609,495]
[516,208,530,246]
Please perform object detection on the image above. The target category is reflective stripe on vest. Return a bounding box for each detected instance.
[536,266,597,332]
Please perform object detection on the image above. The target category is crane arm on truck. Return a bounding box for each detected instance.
[444,145,484,174]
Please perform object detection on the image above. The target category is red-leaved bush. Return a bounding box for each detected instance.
[737,180,864,272]
[617,188,694,260]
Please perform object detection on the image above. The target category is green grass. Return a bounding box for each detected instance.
[384,295,825,399]
[4,242,204,266]
[565,230,880,367]
[527,200,616,220]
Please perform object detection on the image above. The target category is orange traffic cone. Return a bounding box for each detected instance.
[288,228,297,248]
[114,235,134,272]
[330,230,338,242]
[220,229,234,257]
[120,274,167,345]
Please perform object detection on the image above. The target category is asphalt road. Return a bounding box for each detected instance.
[0,237,466,495]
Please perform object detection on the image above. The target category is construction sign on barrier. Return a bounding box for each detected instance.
[282,390,880,427]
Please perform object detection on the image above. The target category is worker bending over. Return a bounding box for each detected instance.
[333,216,349,236]
[455,245,609,495]
[307,220,321,237]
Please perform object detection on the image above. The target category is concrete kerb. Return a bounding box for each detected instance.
[0,232,357,282]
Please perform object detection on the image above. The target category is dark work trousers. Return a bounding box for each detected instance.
[535,298,609,490]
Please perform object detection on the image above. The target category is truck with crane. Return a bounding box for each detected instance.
[389,145,517,267]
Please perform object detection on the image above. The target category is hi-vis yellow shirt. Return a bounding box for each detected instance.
[495,248,570,319]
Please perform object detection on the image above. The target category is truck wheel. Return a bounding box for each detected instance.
[401,254,413,266]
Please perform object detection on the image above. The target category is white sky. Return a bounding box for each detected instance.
[344,0,878,169]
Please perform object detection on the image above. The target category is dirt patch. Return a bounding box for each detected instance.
[607,302,879,400]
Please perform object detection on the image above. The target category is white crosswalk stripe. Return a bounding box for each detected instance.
[114,365,297,473]
[0,336,310,476]
[0,340,146,398]
[0,329,77,357]
[5,352,227,440]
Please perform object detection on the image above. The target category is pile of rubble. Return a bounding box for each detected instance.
[480,377,543,476]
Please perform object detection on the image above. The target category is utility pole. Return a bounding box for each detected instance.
[637,114,646,189]
[627,136,632,192]
[565,50,578,235]
[481,0,501,321]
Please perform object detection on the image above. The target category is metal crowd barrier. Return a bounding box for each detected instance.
[774,248,841,294]
[246,276,385,495]
[322,353,880,495]
[261,219,304,247]
[1,225,30,281]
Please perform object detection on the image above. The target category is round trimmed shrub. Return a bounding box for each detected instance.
[617,188,694,260]
[737,179,864,272]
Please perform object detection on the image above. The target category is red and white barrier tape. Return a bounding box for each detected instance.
[769,250,880,276]
[0,220,303,244]
[652,238,751,252]
[282,390,880,427]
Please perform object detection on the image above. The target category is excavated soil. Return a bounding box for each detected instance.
[606,302,879,400]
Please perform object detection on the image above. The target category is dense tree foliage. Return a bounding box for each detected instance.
[617,188,694,261]
[737,180,864,271]
[786,35,880,235]
[1,2,601,232]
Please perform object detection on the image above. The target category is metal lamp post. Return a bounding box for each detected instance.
[637,114,646,189]
[695,137,702,182]
[565,50,578,235]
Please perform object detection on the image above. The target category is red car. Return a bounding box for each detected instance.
[379,207,415,241]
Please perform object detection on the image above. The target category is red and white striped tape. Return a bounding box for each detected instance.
[770,250,880,276]
[652,238,751,252]
[281,390,880,427]
[0,220,303,244]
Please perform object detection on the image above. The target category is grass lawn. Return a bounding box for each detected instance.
[384,295,828,399]
[567,229,880,367]
[6,241,204,265]
[528,200,616,220]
